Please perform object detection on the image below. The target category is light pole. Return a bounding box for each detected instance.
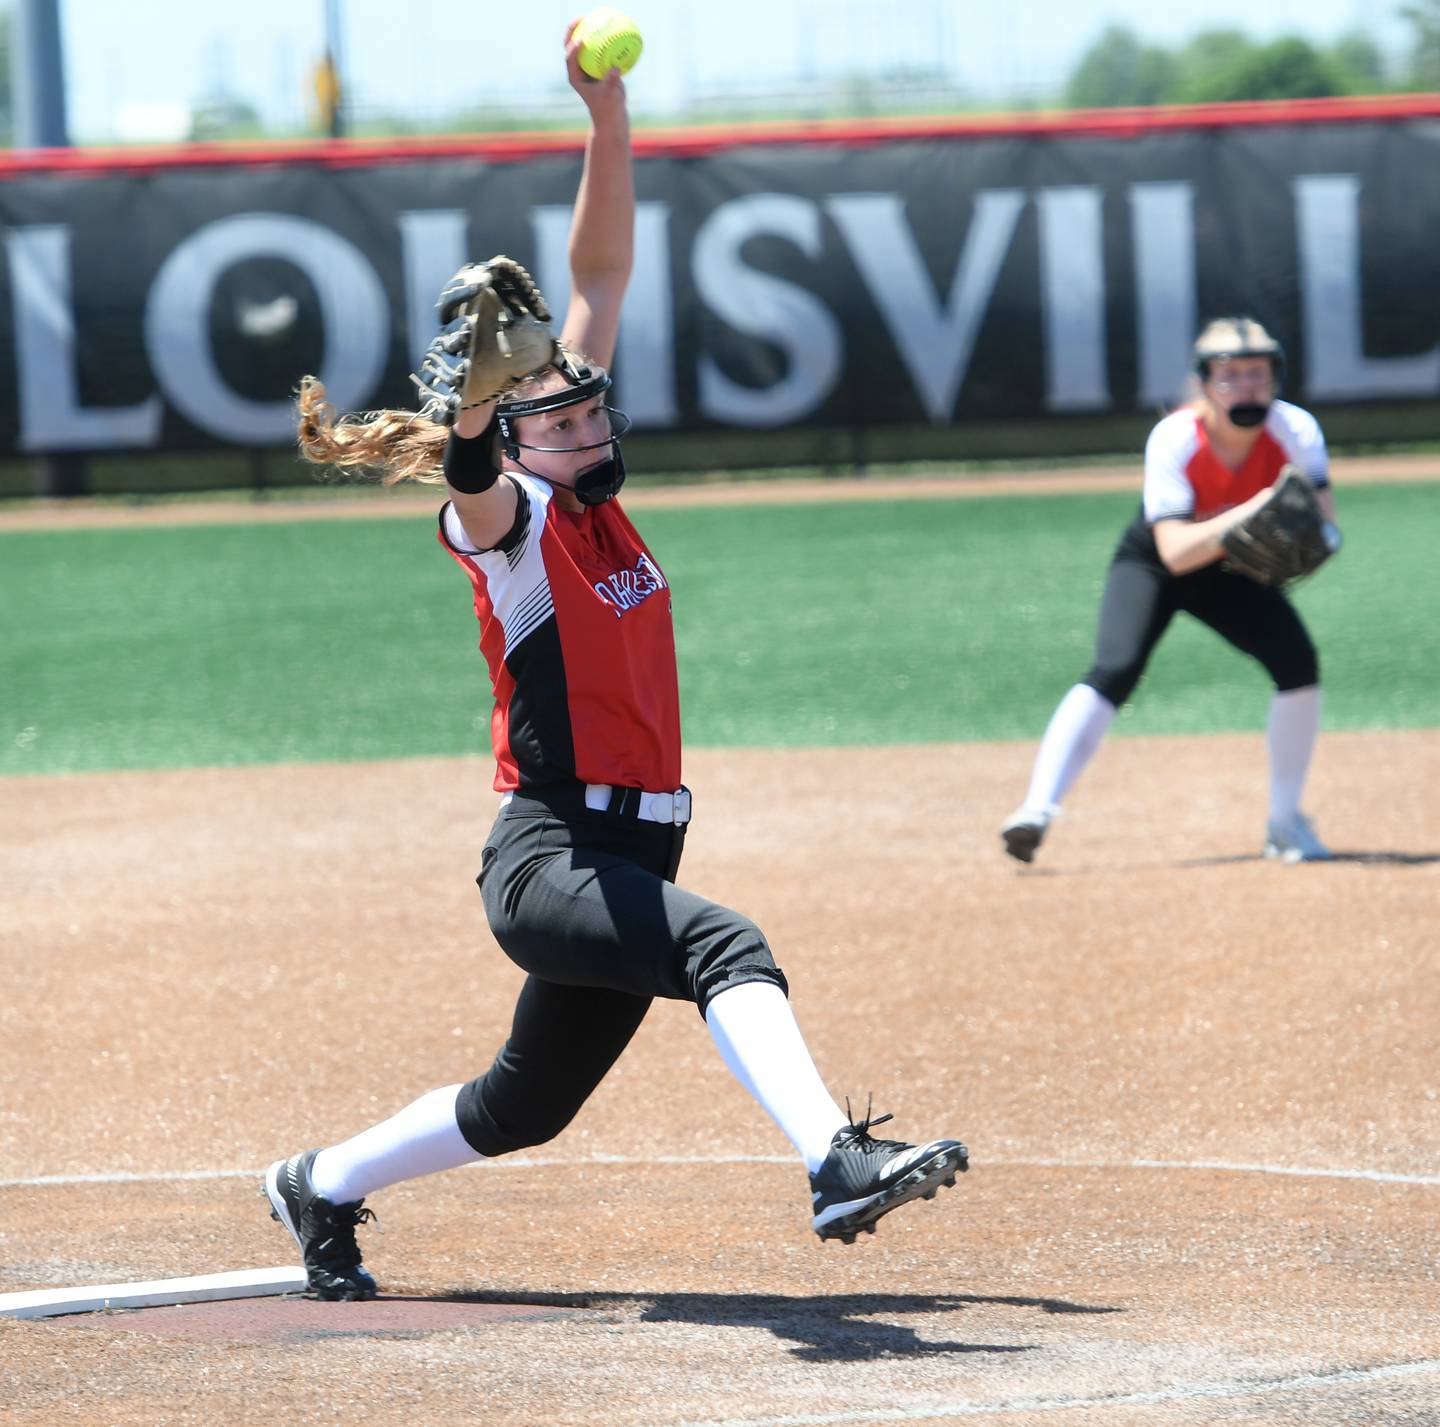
[320,0,346,138]
[12,0,69,147]
[13,0,88,497]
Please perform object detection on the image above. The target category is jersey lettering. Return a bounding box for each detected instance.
[594,553,669,614]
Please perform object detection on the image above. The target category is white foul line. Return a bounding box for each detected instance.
[1012,1156,1440,1186]
[674,1358,1440,1427]
[1,1154,1437,1191]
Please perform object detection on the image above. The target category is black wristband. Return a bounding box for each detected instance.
[442,426,501,494]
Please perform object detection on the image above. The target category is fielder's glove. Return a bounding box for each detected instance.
[1220,465,1343,587]
[410,256,557,425]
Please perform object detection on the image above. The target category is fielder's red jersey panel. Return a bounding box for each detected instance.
[1143,399,1329,523]
[439,478,681,794]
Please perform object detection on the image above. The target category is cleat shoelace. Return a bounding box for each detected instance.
[835,1096,910,1160]
[308,1203,378,1272]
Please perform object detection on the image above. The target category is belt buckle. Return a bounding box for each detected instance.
[671,786,692,825]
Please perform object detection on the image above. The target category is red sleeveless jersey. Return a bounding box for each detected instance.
[438,478,682,794]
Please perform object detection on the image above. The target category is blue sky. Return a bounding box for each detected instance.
[49,0,1410,143]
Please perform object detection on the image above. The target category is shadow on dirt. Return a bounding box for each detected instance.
[1325,850,1440,865]
[1175,850,1440,868]
[436,1288,1122,1362]
[1023,849,1440,874]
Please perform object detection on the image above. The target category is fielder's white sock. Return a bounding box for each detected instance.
[1023,683,1117,812]
[309,1084,481,1203]
[1267,685,1322,825]
[705,981,847,1174]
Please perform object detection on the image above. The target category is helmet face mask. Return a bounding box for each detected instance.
[1193,316,1284,428]
[495,364,630,505]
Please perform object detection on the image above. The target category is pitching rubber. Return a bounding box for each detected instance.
[0,1266,307,1320]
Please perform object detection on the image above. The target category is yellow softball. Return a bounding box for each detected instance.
[574,7,644,80]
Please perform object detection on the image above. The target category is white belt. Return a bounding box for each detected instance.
[499,784,692,826]
[585,783,692,825]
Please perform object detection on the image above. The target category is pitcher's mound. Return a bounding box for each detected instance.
[59,1294,587,1343]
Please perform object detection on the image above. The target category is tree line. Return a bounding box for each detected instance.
[1065,4,1440,107]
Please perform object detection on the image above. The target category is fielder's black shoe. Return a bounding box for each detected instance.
[264,1149,378,1301]
[810,1102,968,1244]
[1001,806,1052,864]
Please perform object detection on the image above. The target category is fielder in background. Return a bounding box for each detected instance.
[1002,316,1341,867]
[264,20,967,1302]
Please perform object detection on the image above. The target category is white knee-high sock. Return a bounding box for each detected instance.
[309,1084,481,1204]
[705,981,848,1174]
[1023,683,1117,811]
[1267,685,1322,824]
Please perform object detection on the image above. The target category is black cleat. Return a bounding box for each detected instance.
[264,1149,378,1301]
[810,1101,968,1244]
[1001,807,1052,864]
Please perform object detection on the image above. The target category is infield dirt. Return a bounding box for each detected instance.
[3,731,1437,1425]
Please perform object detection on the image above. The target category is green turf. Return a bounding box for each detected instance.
[2,482,1435,776]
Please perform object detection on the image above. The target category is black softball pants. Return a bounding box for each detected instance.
[454,786,788,1159]
[1083,557,1319,708]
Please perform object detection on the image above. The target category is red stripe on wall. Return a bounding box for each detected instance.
[5,92,1440,178]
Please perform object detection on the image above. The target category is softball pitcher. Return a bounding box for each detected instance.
[264,22,966,1301]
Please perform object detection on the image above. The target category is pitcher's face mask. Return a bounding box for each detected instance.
[495,365,630,506]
